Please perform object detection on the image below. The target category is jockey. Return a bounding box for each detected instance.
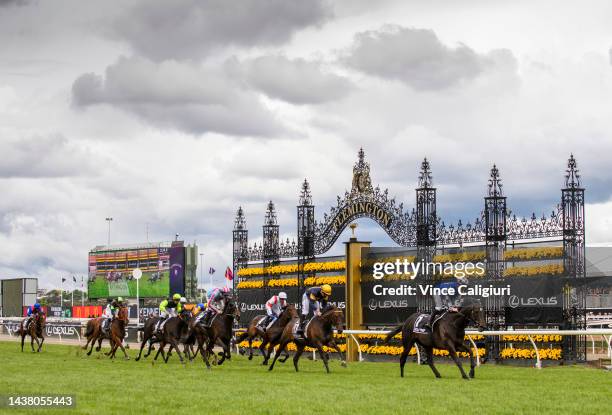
[102,297,123,333]
[192,302,206,317]
[202,287,231,327]
[426,277,467,330]
[178,297,189,316]
[260,292,288,330]
[25,303,42,330]
[298,285,332,334]
[155,293,181,333]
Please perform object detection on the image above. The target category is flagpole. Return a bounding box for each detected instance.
[71,277,74,308]
[60,277,63,318]
[81,276,85,307]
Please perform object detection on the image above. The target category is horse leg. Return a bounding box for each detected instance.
[153,341,165,361]
[279,344,291,363]
[168,340,185,364]
[400,337,415,378]
[247,337,254,360]
[144,338,156,358]
[38,335,45,352]
[447,343,469,380]
[293,343,305,372]
[112,334,129,360]
[135,336,149,361]
[30,334,35,352]
[33,335,41,353]
[21,333,25,352]
[315,342,330,374]
[163,344,173,363]
[458,343,476,378]
[425,347,442,378]
[269,339,289,371]
[328,340,346,367]
[96,336,103,352]
[88,334,97,356]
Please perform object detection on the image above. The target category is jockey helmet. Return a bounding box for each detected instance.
[34,303,41,309]
[172,293,181,300]
[180,297,187,303]
[321,284,332,296]
[197,303,205,309]
[222,287,231,293]
[278,292,287,300]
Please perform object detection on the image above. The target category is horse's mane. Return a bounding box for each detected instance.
[321,304,338,315]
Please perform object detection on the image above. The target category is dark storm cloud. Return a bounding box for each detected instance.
[111,0,332,61]
[71,56,286,137]
[344,25,517,90]
[0,135,97,178]
[230,55,355,104]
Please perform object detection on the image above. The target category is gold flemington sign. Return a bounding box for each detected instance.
[330,148,393,233]
[332,201,392,232]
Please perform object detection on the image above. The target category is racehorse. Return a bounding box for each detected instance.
[269,305,346,373]
[198,297,239,367]
[152,313,191,364]
[135,316,162,361]
[236,304,297,363]
[19,312,46,352]
[82,306,129,359]
[384,300,487,379]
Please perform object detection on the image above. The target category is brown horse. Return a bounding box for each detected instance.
[198,298,239,367]
[82,306,129,359]
[384,301,487,379]
[19,312,46,352]
[152,313,191,364]
[236,304,298,363]
[269,305,346,373]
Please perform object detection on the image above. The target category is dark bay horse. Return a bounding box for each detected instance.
[82,306,129,359]
[269,305,346,373]
[236,304,297,363]
[199,298,239,367]
[19,312,46,352]
[384,301,486,379]
[153,314,190,364]
[135,316,162,361]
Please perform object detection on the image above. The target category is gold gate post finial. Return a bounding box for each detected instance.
[349,223,357,238]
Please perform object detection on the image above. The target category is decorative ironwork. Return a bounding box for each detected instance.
[232,206,249,289]
[298,179,315,291]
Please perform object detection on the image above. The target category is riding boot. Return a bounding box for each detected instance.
[426,309,439,331]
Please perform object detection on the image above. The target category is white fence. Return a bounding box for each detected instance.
[2,317,611,369]
[339,329,612,368]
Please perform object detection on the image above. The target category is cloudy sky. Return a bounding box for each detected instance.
[2,0,612,289]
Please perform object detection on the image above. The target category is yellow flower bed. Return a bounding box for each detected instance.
[433,251,486,263]
[504,247,563,261]
[303,261,346,272]
[236,280,264,289]
[237,260,346,277]
[304,275,346,286]
[238,340,346,353]
[356,333,484,341]
[500,348,562,360]
[503,263,564,277]
[363,344,486,357]
[502,334,562,342]
[268,278,298,288]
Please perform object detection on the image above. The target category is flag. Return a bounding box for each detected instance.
[209,267,216,275]
[224,267,233,281]
[61,278,66,283]
[72,276,76,282]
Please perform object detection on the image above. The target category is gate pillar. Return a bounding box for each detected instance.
[345,231,370,362]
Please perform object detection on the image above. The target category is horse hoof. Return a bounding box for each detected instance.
[463,376,470,380]
[124,357,130,361]
[341,361,347,367]
[248,356,253,360]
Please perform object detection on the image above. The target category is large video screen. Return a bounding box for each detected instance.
[88,247,171,299]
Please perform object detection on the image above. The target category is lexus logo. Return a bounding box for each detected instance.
[508,295,558,308]
[508,295,520,308]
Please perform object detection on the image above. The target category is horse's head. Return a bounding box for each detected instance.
[117,306,129,323]
[281,304,298,321]
[321,305,345,334]
[37,312,47,327]
[224,298,240,322]
[460,301,486,331]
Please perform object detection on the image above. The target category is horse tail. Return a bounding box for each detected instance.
[384,325,403,344]
[235,330,249,343]
[84,320,95,338]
